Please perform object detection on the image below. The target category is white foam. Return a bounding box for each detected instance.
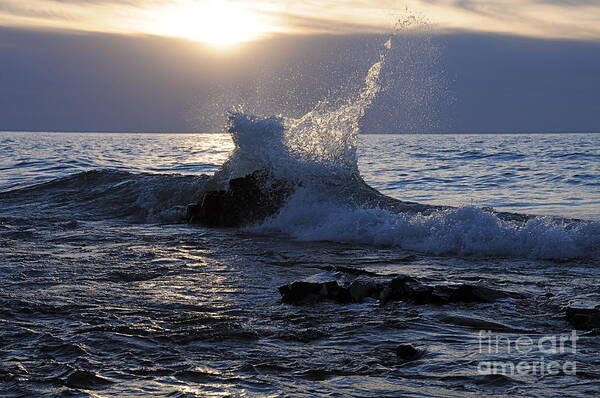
[211,25,600,260]
[248,188,600,259]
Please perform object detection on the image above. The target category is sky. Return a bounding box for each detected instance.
[1,0,600,133]
[2,0,600,41]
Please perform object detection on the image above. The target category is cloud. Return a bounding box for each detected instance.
[2,25,599,133]
[414,0,600,40]
[0,1,74,20]
[0,0,599,41]
[536,0,600,6]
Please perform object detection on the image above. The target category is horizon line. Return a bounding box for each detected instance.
[2,130,600,135]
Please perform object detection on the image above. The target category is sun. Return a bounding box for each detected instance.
[157,1,268,47]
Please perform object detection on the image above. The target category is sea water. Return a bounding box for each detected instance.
[1,30,599,396]
[1,130,599,397]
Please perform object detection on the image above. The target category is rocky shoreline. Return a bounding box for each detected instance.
[278,269,600,333]
[186,170,294,227]
[185,169,600,334]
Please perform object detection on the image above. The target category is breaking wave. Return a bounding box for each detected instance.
[2,22,598,261]
[218,32,600,260]
[0,170,208,224]
[248,189,600,259]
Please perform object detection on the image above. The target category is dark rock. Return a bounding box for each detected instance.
[188,190,229,226]
[381,278,519,305]
[280,271,520,307]
[566,304,600,330]
[279,282,321,305]
[187,169,294,227]
[279,274,351,305]
[431,284,518,304]
[404,280,435,304]
[380,275,417,302]
[381,275,441,304]
[395,344,423,362]
[387,281,519,305]
[347,278,382,302]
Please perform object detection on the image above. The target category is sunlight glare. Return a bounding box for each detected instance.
[157,0,268,47]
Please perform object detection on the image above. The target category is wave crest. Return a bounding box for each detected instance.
[0,170,208,223]
[248,188,600,260]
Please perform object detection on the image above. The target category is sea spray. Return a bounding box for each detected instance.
[212,32,395,190]
[281,39,391,181]
[214,25,600,260]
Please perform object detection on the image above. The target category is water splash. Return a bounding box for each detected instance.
[213,35,395,189]
[282,39,390,181]
[213,20,600,260]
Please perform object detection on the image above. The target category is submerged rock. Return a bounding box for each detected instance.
[279,273,352,305]
[380,276,519,305]
[566,302,600,330]
[395,344,424,362]
[187,169,294,227]
[279,271,519,306]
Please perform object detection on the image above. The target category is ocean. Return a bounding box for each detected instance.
[1,129,599,397]
[1,36,599,397]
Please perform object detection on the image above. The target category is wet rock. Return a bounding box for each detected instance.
[187,169,294,227]
[404,280,435,304]
[566,303,600,330]
[431,284,519,304]
[280,271,520,307]
[395,344,423,362]
[279,281,329,305]
[279,274,351,305]
[379,275,416,302]
[465,285,520,302]
[382,276,517,305]
[382,276,443,304]
[347,278,382,302]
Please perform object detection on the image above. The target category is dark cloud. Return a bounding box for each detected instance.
[1,26,599,133]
